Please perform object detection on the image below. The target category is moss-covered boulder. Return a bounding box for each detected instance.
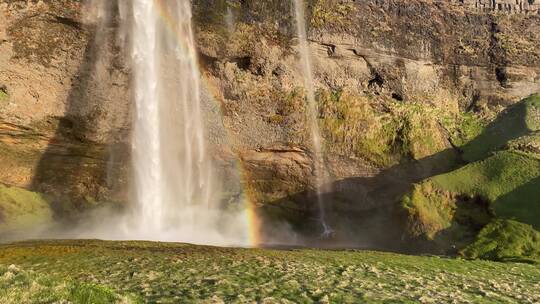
[462,219,540,263]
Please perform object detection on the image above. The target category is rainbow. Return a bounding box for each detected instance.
[154,0,262,247]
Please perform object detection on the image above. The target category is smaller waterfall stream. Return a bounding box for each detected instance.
[292,0,333,237]
[225,6,235,35]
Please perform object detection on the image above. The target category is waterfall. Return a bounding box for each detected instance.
[225,6,235,35]
[292,0,333,237]
[126,0,247,245]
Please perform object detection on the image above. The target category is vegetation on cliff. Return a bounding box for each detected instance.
[461,95,540,162]
[0,184,52,234]
[310,0,356,30]
[318,89,484,167]
[0,89,8,102]
[402,95,540,259]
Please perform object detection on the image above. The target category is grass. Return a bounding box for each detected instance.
[403,182,457,240]
[0,184,53,233]
[318,89,489,168]
[1,240,539,303]
[508,132,540,155]
[402,181,492,250]
[0,263,139,303]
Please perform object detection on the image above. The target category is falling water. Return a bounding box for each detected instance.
[225,6,235,35]
[126,0,247,245]
[292,0,333,237]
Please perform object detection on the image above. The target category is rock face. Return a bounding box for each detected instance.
[0,0,130,219]
[456,0,540,14]
[0,0,539,249]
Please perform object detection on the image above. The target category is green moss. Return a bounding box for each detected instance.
[402,182,455,240]
[401,95,540,258]
[403,182,491,250]
[0,184,52,233]
[405,150,539,222]
[402,150,540,255]
[404,95,540,221]
[507,132,540,155]
[311,0,356,29]
[318,90,397,166]
[440,112,486,148]
[432,152,538,202]
[462,219,540,263]
[393,103,449,160]
[430,151,540,227]
[493,175,540,229]
[462,94,540,162]
[0,90,8,102]
[319,90,452,167]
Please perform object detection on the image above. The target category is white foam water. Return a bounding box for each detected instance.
[72,0,249,246]
[127,0,248,245]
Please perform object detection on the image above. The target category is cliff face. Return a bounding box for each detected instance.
[192,0,540,245]
[0,0,129,224]
[458,0,540,13]
[0,0,539,248]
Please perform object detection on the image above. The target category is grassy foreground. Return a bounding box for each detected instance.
[0,240,539,303]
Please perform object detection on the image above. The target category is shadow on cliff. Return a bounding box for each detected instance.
[261,96,538,253]
[493,176,540,229]
[461,96,533,162]
[259,148,462,253]
[30,1,128,223]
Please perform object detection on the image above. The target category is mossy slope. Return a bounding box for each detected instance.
[462,95,540,162]
[402,95,540,259]
[0,184,53,234]
[430,151,540,228]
